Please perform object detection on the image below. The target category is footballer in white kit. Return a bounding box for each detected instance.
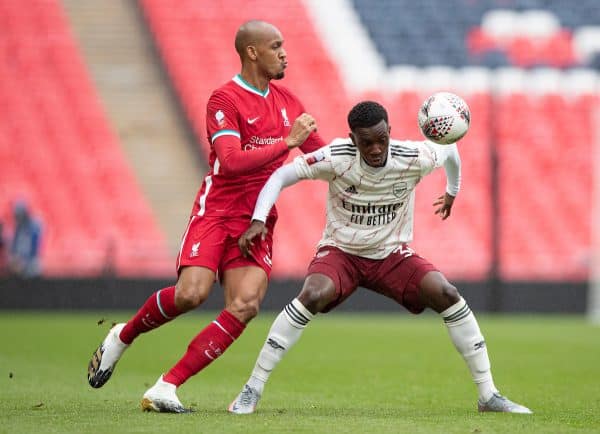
[253,138,460,260]
[291,137,459,258]
[230,101,532,416]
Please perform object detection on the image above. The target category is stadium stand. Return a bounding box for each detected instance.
[0,0,172,276]
[341,0,596,280]
[4,0,593,283]
[140,0,496,280]
[141,0,344,278]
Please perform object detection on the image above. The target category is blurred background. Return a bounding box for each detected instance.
[1,0,599,316]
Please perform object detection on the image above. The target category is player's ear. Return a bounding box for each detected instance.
[349,131,356,146]
[246,45,258,61]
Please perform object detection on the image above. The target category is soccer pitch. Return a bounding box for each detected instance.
[1,312,598,434]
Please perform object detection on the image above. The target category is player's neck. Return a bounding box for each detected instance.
[239,70,270,93]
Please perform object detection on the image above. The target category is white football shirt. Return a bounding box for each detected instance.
[288,138,461,259]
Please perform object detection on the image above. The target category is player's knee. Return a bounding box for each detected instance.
[420,272,461,312]
[174,282,210,312]
[227,298,260,324]
[298,284,335,314]
[441,282,460,306]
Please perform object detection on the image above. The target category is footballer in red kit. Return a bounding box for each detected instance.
[87,20,325,414]
[177,76,323,277]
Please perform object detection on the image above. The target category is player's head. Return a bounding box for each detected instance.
[235,20,287,80]
[348,101,390,168]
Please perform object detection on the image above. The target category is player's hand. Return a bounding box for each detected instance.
[285,113,317,149]
[238,220,268,257]
[433,193,455,220]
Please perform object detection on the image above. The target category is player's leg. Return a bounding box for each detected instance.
[167,265,266,383]
[141,265,261,413]
[229,247,359,414]
[88,216,222,389]
[140,265,219,412]
[87,265,215,389]
[228,273,335,414]
[418,271,532,414]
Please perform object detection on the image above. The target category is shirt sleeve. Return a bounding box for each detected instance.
[419,141,461,196]
[441,144,461,196]
[252,164,301,222]
[206,90,240,143]
[292,146,335,181]
[213,135,288,176]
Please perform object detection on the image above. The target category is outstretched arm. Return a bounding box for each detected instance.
[433,143,461,220]
[238,164,301,256]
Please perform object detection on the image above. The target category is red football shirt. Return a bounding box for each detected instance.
[194,74,324,219]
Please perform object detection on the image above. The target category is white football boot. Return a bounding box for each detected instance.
[88,323,129,388]
[228,384,262,414]
[478,393,533,414]
[141,375,192,413]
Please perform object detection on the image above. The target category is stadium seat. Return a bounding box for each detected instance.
[0,0,171,277]
[139,0,595,283]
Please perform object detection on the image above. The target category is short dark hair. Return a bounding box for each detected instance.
[347,101,388,130]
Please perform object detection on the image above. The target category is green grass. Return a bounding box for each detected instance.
[0,312,598,434]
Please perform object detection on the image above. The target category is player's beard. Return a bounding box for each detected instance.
[274,71,285,80]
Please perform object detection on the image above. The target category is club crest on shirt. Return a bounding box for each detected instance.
[392,182,408,197]
[215,110,225,127]
[190,242,201,258]
[281,108,290,127]
[344,185,358,194]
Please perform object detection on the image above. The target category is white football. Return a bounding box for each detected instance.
[418,92,470,145]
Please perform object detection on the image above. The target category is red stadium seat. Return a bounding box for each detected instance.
[0,0,171,277]
[139,0,493,280]
[139,1,593,282]
[496,92,592,280]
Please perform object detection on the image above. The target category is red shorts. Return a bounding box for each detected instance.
[176,215,275,279]
[306,245,438,314]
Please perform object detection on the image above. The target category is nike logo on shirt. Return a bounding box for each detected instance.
[247,116,260,124]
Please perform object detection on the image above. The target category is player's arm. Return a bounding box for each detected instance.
[417,141,461,220]
[209,92,316,176]
[213,115,316,176]
[213,135,287,176]
[432,143,461,220]
[238,146,333,256]
[238,163,301,257]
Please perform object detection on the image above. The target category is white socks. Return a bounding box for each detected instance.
[246,296,497,402]
[247,298,314,394]
[441,297,498,402]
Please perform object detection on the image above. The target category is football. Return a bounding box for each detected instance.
[418,92,470,144]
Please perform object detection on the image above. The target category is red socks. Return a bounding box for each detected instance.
[118,290,246,387]
[163,309,246,386]
[119,286,180,345]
